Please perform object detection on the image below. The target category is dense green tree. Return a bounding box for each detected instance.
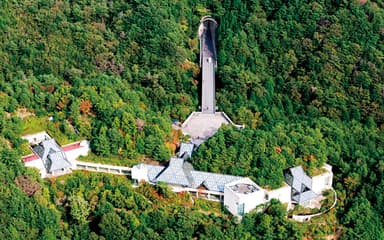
[92,125,111,156]
[99,212,128,239]
[68,195,90,225]
[342,197,384,239]
[0,0,383,238]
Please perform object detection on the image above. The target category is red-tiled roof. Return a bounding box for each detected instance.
[62,142,82,151]
[22,154,40,163]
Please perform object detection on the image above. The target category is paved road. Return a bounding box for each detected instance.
[199,18,217,114]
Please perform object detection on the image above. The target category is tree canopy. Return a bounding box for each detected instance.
[0,0,383,238]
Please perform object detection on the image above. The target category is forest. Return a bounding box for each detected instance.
[0,0,383,239]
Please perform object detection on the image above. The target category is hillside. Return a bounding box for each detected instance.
[0,0,383,239]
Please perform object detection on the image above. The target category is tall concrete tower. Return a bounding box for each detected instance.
[198,16,218,114]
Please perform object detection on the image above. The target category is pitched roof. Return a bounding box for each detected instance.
[134,164,165,182]
[295,189,318,203]
[191,171,243,192]
[134,157,244,192]
[178,143,194,159]
[285,165,318,204]
[33,138,71,172]
[47,151,71,172]
[155,158,191,186]
[288,166,312,190]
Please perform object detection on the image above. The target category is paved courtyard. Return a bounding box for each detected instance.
[182,112,233,145]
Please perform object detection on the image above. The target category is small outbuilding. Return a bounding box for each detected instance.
[22,132,90,178]
[32,137,72,176]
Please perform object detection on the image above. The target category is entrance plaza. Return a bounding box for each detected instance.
[181,112,237,145]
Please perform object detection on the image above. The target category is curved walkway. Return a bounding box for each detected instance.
[291,188,337,222]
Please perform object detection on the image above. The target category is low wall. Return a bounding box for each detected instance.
[291,188,337,222]
[74,161,132,176]
[181,111,198,128]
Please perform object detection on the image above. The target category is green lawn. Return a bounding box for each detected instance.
[20,141,33,155]
[78,152,142,167]
[22,116,48,135]
[22,116,81,145]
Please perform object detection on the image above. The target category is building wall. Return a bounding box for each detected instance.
[131,166,149,182]
[64,141,90,162]
[25,159,47,178]
[223,185,240,216]
[267,184,292,204]
[224,185,266,216]
[241,190,266,214]
[312,171,333,194]
[52,168,71,176]
[311,164,333,194]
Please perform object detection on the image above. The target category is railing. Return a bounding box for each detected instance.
[171,186,224,202]
[181,111,198,128]
[74,160,132,176]
[291,188,337,222]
